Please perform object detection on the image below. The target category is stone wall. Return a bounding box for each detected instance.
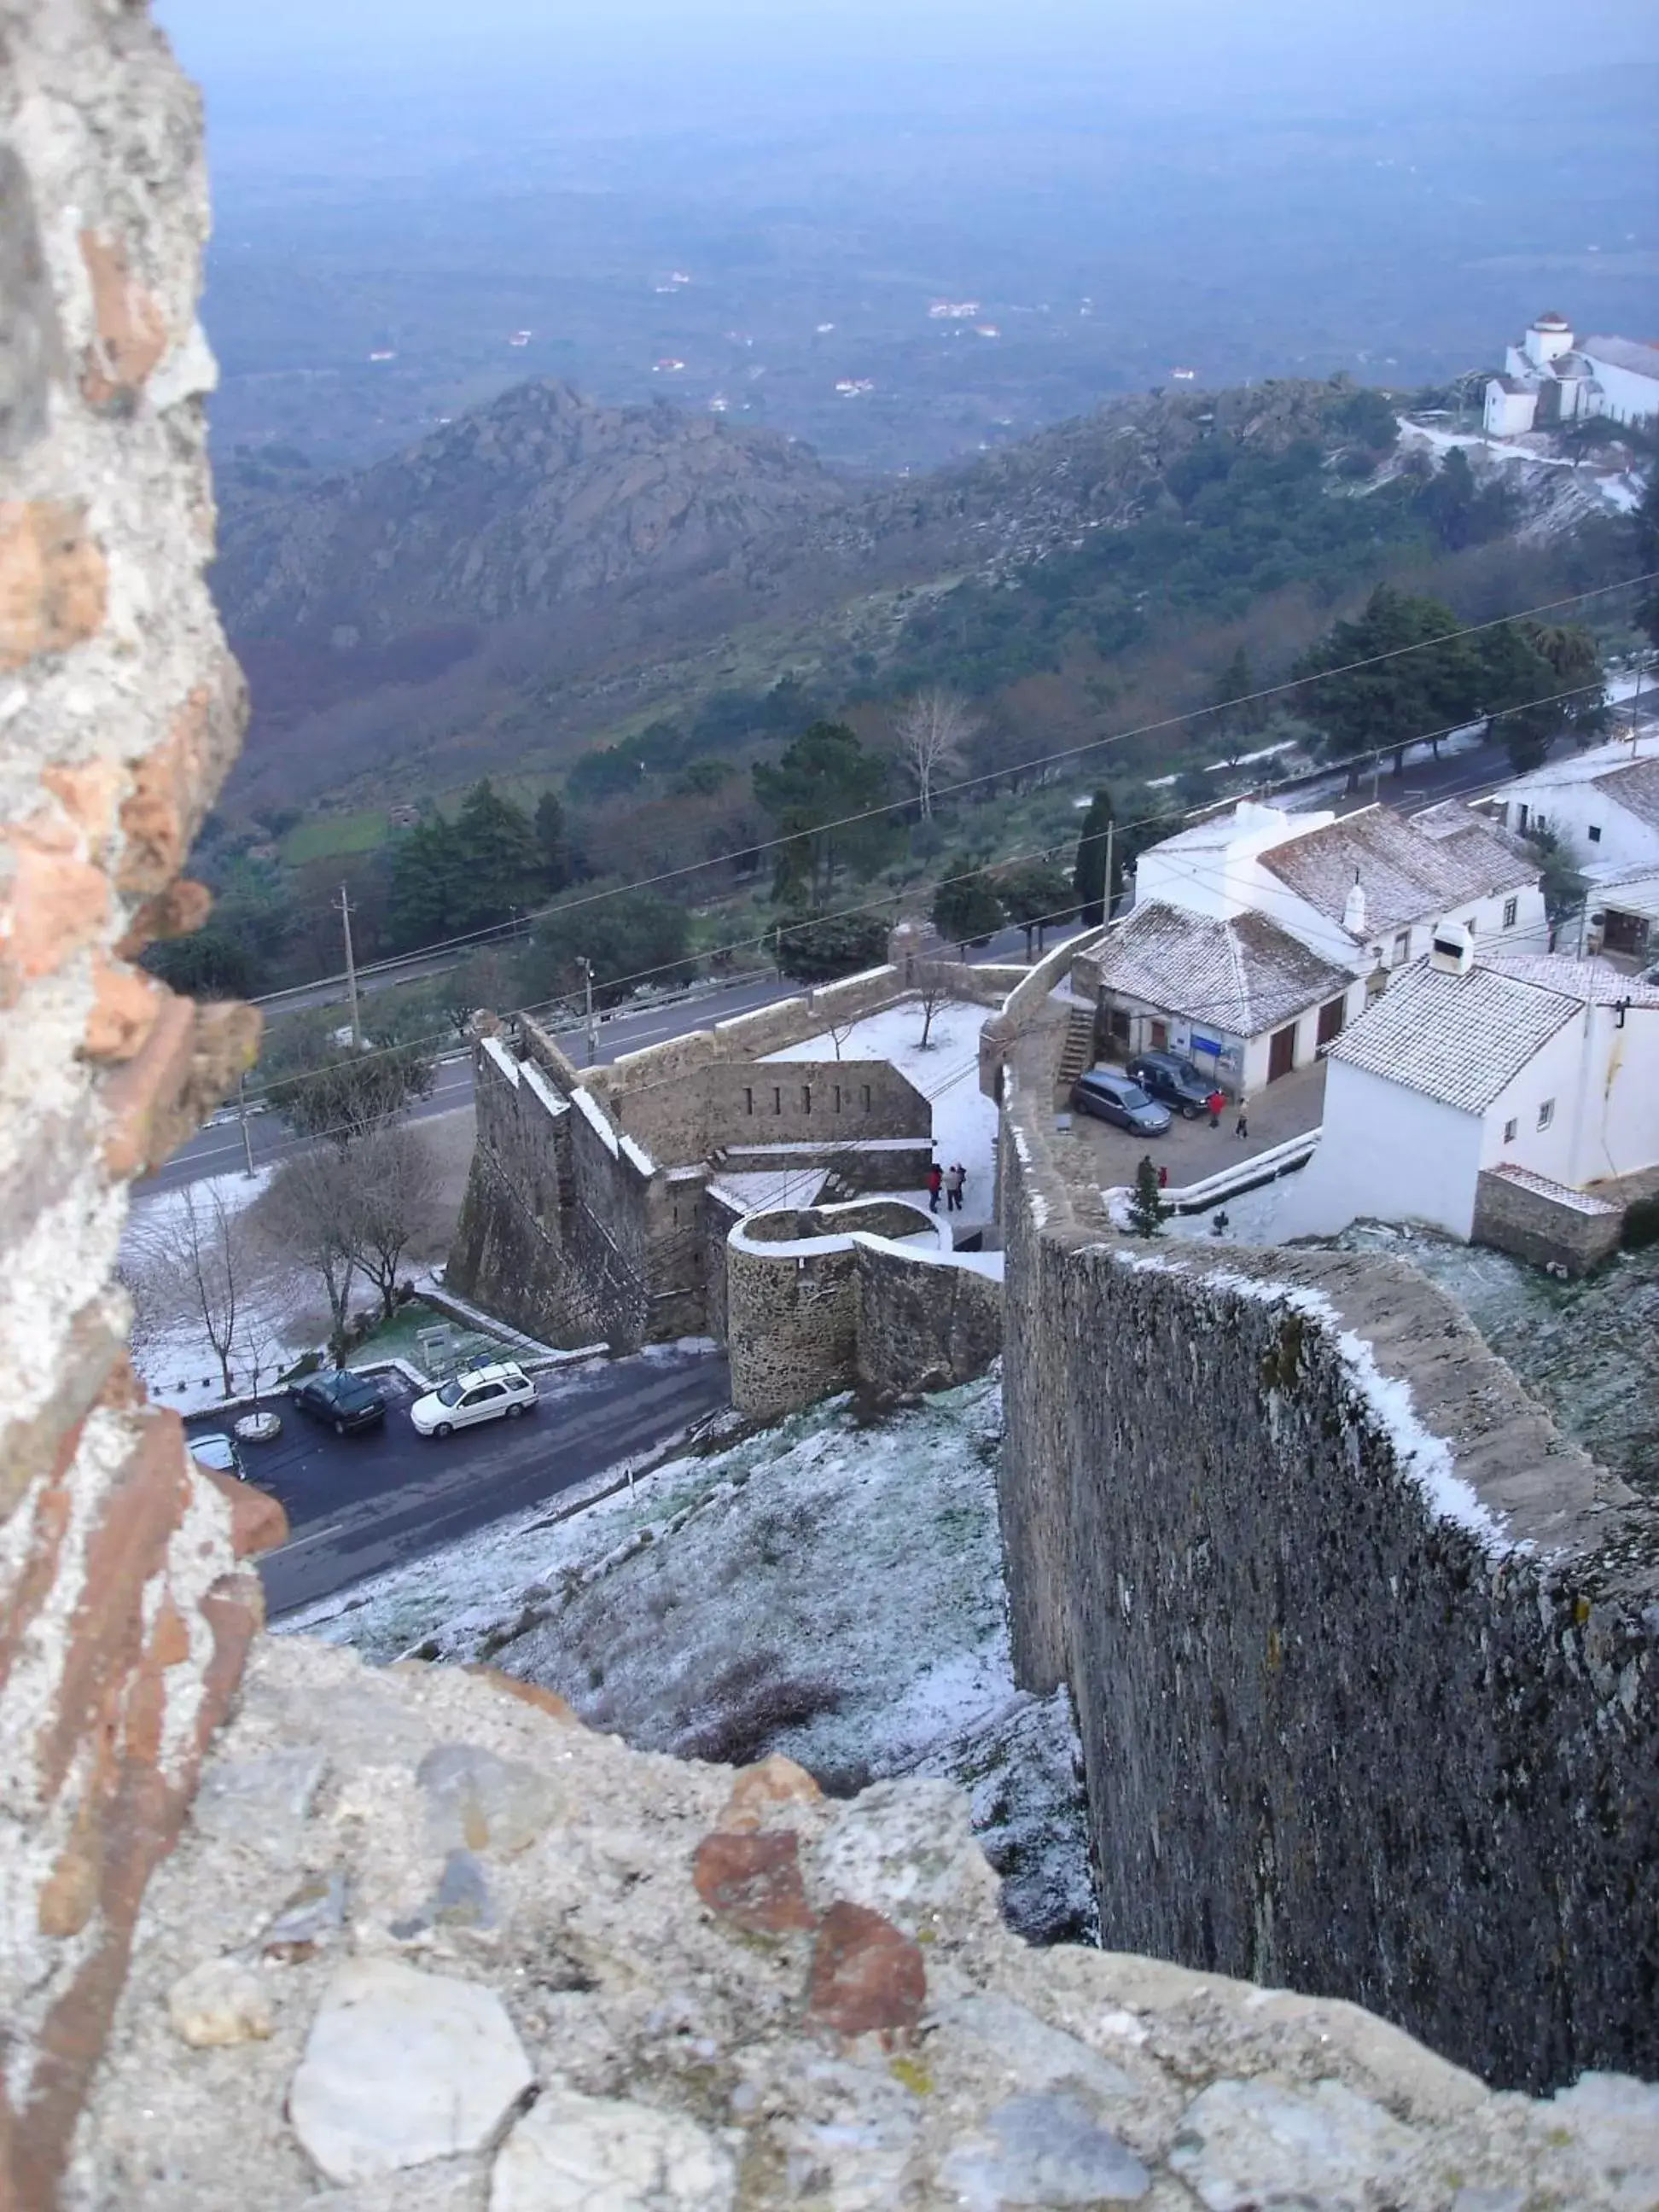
[445,1039,575,1344]
[1473,1163,1625,1274]
[997,1017,1659,2094]
[607,1056,929,1170]
[726,1202,1004,1418]
[0,7,272,2194]
[853,1239,1004,1401]
[74,1634,1658,2212]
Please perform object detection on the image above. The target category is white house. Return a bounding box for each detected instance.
[1078,898,1356,1094]
[1482,311,1659,437]
[1487,733,1659,876]
[1101,798,1545,1085]
[1284,931,1659,1252]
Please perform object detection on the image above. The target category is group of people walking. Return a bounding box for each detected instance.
[1205,1087,1249,1141]
[927,1161,969,1214]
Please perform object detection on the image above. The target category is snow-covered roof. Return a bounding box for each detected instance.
[1482,1163,1621,1218]
[1324,960,1580,1112]
[1091,899,1352,1038]
[1256,804,1535,940]
[1478,954,1659,1009]
[1490,732,1659,798]
[1581,335,1659,383]
[1599,754,1659,831]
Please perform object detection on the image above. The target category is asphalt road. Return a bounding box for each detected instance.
[196,1344,731,1621]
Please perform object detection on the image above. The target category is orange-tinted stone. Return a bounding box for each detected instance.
[0,499,108,670]
[693,1830,818,1936]
[4,830,109,980]
[201,1466,288,1560]
[78,231,168,405]
[464,1665,579,1724]
[806,1901,927,2040]
[720,1753,823,1832]
[83,955,162,1063]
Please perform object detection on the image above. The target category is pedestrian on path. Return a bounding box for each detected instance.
[1157,1163,1169,1189]
[1207,1088,1225,1129]
[946,1162,967,1213]
[927,1162,944,1213]
[1235,1106,1249,1141]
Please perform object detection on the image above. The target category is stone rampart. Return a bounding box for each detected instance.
[997,1012,1659,2093]
[446,1038,576,1343]
[607,1055,930,1169]
[726,1202,1004,1417]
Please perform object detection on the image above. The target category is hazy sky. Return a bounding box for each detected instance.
[156,0,1659,115]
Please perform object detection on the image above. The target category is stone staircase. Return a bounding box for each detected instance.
[1056,1008,1097,1091]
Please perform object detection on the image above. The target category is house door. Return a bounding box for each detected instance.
[1150,1019,1169,1051]
[1267,1023,1296,1082]
[1316,996,1346,1048]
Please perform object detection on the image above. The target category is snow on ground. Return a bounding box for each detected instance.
[765,999,998,1223]
[280,1374,1095,1943]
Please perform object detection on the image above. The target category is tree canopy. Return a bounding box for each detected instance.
[1296,585,1482,774]
[932,857,1004,949]
[1072,789,1121,928]
[753,722,894,908]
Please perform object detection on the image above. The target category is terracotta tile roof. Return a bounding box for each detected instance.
[1092,900,1352,1039]
[1258,805,1535,941]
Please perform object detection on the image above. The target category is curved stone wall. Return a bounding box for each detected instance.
[994,1002,1659,2093]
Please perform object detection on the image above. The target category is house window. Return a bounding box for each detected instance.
[1537,1099,1554,1131]
[801,1085,812,1115]
[1503,1117,1517,1144]
[1587,824,1603,843]
[1391,931,1411,967]
[1502,897,1517,929]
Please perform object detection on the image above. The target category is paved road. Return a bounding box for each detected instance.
[195,1345,731,1621]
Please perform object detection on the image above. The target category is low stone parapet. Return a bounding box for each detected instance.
[1473,1163,1624,1275]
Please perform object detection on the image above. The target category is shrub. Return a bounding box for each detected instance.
[1621,1195,1659,1250]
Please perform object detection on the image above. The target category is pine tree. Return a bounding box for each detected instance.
[933,856,1004,949]
[1126,1155,1167,1239]
[452,779,540,928]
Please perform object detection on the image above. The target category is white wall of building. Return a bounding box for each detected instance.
[1478,1001,1659,1188]
[1522,320,1574,370]
[1498,783,1659,876]
[1579,352,1659,428]
[1484,382,1537,437]
[1281,1060,1487,1239]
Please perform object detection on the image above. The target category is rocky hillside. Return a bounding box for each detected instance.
[214,379,853,643]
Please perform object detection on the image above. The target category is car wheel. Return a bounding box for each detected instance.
[506,1402,525,1419]
[334,1417,348,1436]
[434,1421,453,1439]
[1181,1103,1199,1119]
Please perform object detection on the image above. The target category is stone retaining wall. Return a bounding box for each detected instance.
[1473,1163,1625,1274]
[997,1012,1659,2093]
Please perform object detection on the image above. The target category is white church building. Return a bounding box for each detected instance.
[1483,311,1659,438]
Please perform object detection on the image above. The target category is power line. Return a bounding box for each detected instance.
[247,575,1657,1000]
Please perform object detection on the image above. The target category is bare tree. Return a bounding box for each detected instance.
[892,689,981,820]
[133,1184,248,1398]
[914,962,952,1050]
[254,1149,366,1367]
[352,1125,441,1320]
[824,1015,859,1062]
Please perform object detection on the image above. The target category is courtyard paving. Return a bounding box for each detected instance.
[1058,1057,1328,1194]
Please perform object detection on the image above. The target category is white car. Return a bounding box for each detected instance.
[410,1361,538,1438]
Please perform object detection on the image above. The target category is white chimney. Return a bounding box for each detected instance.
[1430,921,1474,975]
[1342,873,1366,936]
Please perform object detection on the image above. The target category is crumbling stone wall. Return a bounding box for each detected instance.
[1472,1163,1624,1275]
[1,5,270,2195]
[997,1014,1659,2093]
[853,1240,1004,1401]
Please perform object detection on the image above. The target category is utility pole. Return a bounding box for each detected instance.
[1103,817,1115,923]
[236,1073,256,1179]
[335,882,362,1049]
[581,957,597,1066]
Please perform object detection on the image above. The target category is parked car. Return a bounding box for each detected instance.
[1126,1051,1214,1120]
[189,1429,245,1479]
[289,1368,387,1436]
[410,1361,538,1439]
[1070,1068,1173,1135]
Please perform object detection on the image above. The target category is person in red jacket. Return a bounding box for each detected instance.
[1206,1088,1225,1129]
[927,1161,944,1213]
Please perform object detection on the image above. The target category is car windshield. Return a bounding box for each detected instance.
[334,1377,379,1409]
[436,1379,467,1406]
[1121,1085,1155,1110]
[191,1435,235,1470]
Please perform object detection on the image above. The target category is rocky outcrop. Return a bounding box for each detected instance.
[67,1635,1659,2209]
[213,379,851,642]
